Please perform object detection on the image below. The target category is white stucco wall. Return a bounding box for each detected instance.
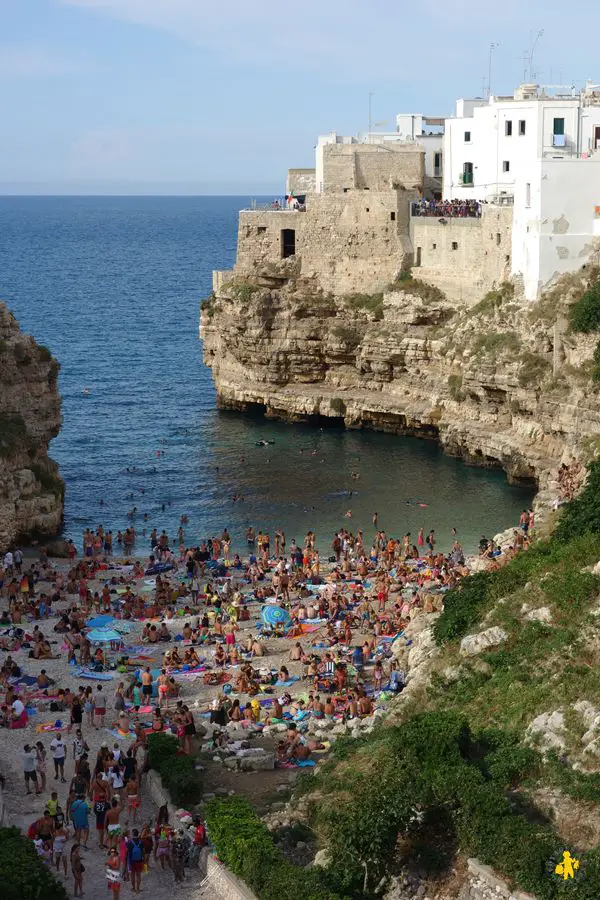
[512,157,600,299]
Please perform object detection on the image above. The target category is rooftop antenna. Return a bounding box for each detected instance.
[487,42,498,99]
[368,92,374,133]
[528,29,544,81]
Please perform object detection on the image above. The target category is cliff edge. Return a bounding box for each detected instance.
[202,265,600,503]
[0,303,63,549]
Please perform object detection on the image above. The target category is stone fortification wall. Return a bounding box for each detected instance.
[300,190,415,295]
[410,206,513,304]
[235,209,304,274]
[231,191,416,296]
[287,168,316,195]
[322,141,424,192]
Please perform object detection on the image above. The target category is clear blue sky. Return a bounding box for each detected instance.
[0,0,597,194]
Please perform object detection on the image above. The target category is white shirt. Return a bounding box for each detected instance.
[50,737,66,759]
[3,552,13,568]
[12,698,25,717]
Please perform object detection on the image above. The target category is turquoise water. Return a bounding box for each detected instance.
[0,196,534,553]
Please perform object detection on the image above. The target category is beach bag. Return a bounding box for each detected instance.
[130,839,143,862]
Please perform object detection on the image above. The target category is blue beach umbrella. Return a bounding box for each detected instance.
[87,628,122,643]
[87,615,115,628]
[262,606,292,629]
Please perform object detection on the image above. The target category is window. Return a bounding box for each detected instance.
[434,151,442,177]
[505,120,513,136]
[525,183,531,208]
[451,241,458,251]
[553,117,565,147]
[390,211,396,221]
[257,226,266,234]
[365,207,370,212]
[502,160,510,173]
[464,131,471,142]
[415,247,422,267]
[432,243,437,250]
[519,120,526,136]
[462,162,473,185]
[281,229,295,259]
[496,233,501,246]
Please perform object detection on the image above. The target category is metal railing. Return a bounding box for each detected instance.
[245,199,306,212]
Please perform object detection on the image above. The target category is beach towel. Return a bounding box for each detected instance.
[76,668,114,681]
[277,759,316,768]
[275,676,299,687]
[16,675,38,686]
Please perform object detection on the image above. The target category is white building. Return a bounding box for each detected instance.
[444,83,600,203]
[439,82,600,299]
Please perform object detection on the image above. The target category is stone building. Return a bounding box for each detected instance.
[215,141,424,298]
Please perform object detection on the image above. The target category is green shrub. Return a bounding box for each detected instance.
[331,325,361,348]
[0,826,68,900]
[448,373,465,401]
[469,282,515,317]
[569,281,600,332]
[517,350,552,387]
[343,292,384,321]
[389,277,446,303]
[555,457,600,541]
[147,733,203,808]
[30,464,63,496]
[592,340,600,381]
[472,331,521,356]
[0,413,28,458]
[204,797,341,900]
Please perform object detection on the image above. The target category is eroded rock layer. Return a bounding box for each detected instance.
[0,303,63,548]
[201,267,600,497]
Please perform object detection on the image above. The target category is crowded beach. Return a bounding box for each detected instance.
[0,507,543,897]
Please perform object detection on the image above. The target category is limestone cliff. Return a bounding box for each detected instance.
[0,303,63,549]
[201,265,600,499]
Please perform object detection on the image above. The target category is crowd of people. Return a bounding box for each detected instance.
[0,490,551,896]
[411,198,483,218]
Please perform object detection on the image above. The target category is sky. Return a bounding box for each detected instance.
[0,0,598,194]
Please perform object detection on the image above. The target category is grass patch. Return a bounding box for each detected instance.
[388,276,445,303]
[472,330,521,357]
[331,325,361,348]
[343,292,384,321]
[469,282,515,317]
[447,373,465,401]
[222,282,260,302]
[30,463,63,496]
[517,350,552,387]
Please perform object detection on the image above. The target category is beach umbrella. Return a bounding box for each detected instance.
[87,628,122,643]
[87,615,115,628]
[262,606,292,629]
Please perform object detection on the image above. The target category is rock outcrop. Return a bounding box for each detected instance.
[201,266,600,498]
[0,304,63,549]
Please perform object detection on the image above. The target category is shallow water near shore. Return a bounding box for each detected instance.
[0,196,534,553]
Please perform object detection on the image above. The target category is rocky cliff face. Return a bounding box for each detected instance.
[202,266,600,500]
[0,303,63,549]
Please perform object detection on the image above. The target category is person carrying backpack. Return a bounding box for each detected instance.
[127,829,145,894]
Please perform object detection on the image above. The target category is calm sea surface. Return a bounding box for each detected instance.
[0,196,533,553]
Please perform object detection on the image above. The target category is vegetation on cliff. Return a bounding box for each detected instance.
[208,460,600,899]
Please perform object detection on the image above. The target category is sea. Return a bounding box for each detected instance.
[0,196,534,554]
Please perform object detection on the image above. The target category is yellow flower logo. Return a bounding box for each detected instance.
[555,850,580,881]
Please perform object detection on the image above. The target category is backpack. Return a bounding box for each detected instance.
[130,839,143,862]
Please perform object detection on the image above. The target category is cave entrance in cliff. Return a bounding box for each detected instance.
[281,229,296,259]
